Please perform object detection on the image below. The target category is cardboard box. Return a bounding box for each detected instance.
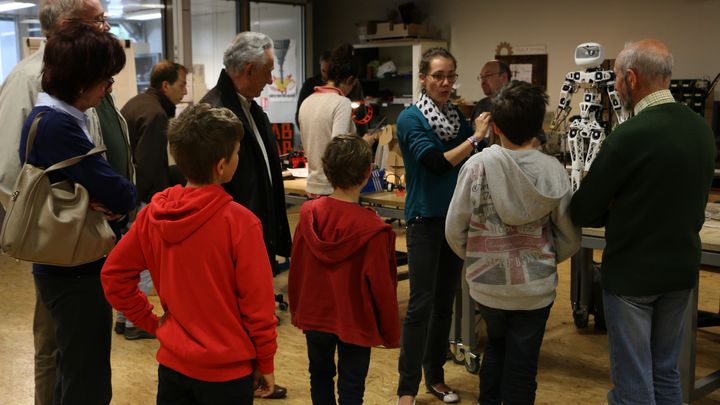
[356,22,377,41]
[373,22,433,39]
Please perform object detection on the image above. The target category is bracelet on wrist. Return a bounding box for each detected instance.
[467,135,478,148]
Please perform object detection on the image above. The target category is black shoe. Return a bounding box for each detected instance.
[255,384,287,399]
[124,327,155,340]
[426,383,459,403]
[114,321,126,335]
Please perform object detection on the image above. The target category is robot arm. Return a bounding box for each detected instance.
[606,81,628,124]
[550,74,578,131]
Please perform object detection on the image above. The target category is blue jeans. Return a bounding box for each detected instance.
[305,330,371,405]
[603,288,691,405]
[397,218,463,396]
[477,303,553,405]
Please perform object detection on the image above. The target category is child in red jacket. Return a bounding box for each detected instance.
[289,134,401,404]
[101,104,277,405]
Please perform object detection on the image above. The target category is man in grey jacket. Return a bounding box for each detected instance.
[446,80,580,405]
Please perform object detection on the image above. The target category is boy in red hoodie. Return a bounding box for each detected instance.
[101,104,277,405]
[289,134,401,404]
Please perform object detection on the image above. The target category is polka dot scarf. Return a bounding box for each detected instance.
[415,92,461,141]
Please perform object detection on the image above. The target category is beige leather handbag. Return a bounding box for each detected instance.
[0,112,116,266]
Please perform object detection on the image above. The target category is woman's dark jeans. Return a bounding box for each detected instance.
[397,217,463,396]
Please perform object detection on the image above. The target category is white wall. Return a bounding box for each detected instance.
[450,0,720,108]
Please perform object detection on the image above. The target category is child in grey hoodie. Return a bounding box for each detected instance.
[446,80,580,404]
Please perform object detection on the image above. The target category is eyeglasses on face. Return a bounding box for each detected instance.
[104,77,115,90]
[428,73,459,83]
[67,14,109,28]
[478,72,501,81]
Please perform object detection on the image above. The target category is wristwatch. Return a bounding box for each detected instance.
[467,135,479,149]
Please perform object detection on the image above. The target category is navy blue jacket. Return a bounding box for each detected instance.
[19,106,137,275]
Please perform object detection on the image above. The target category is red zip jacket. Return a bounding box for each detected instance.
[102,184,277,382]
[289,197,400,348]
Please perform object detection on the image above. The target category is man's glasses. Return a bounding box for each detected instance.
[429,73,459,83]
[67,14,109,29]
[478,72,501,81]
[104,77,115,91]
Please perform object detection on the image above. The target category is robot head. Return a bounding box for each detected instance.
[575,43,604,68]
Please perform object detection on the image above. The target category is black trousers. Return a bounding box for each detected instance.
[305,330,371,405]
[157,364,254,405]
[477,302,553,405]
[34,273,112,405]
[397,218,463,396]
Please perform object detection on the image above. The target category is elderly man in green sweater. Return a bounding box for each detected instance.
[570,39,716,404]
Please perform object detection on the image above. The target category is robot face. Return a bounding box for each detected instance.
[575,43,604,68]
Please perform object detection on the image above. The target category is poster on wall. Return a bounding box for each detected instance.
[495,54,548,91]
[268,39,298,100]
[510,64,533,83]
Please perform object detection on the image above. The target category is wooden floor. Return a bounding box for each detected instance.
[2,207,720,404]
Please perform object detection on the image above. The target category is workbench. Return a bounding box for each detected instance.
[283,178,405,220]
[575,222,720,403]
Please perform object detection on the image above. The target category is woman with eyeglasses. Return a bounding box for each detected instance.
[18,22,135,405]
[396,48,490,405]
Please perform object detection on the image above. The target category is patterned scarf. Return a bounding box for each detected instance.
[415,92,461,141]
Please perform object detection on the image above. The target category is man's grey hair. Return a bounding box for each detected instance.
[39,0,91,36]
[223,31,273,74]
[615,40,673,81]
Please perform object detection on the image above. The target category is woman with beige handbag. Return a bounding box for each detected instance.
[14,22,136,405]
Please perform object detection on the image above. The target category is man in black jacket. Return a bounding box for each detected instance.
[199,32,291,400]
[122,60,187,204]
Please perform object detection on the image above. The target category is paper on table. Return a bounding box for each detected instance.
[288,167,308,178]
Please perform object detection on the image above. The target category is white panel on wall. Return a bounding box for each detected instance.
[190,0,237,102]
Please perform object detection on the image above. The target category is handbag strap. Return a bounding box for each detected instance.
[25,111,108,174]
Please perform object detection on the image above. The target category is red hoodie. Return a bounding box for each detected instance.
[289,197,400,348]
[101,184,277,382]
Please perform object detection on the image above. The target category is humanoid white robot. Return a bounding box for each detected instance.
[550,43,628,190]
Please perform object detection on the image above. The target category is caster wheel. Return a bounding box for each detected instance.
[278,302,288,311]
[573,309,589,329]
[451,345,465,364]
[465,353,480,374]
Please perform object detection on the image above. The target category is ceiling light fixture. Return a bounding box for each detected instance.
[125,11,162,21]
[0,2,36,13]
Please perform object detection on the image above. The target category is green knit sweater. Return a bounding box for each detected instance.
[570,102,716,296]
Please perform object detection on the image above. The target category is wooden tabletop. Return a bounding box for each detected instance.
[284,178,405,208]
[583,220,720,253]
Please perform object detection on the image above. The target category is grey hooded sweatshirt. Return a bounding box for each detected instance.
[446,144,581,310]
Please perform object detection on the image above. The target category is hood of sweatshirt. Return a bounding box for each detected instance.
[299,197,391,265]
[146,184,233,244]
[482,144,570,226]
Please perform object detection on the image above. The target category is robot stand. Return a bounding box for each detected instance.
[449,266,482,374]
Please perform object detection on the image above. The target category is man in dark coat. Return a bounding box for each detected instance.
[122,60,187,204]
[199,32,291,399]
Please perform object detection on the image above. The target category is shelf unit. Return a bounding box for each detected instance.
[353,39,446,123]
